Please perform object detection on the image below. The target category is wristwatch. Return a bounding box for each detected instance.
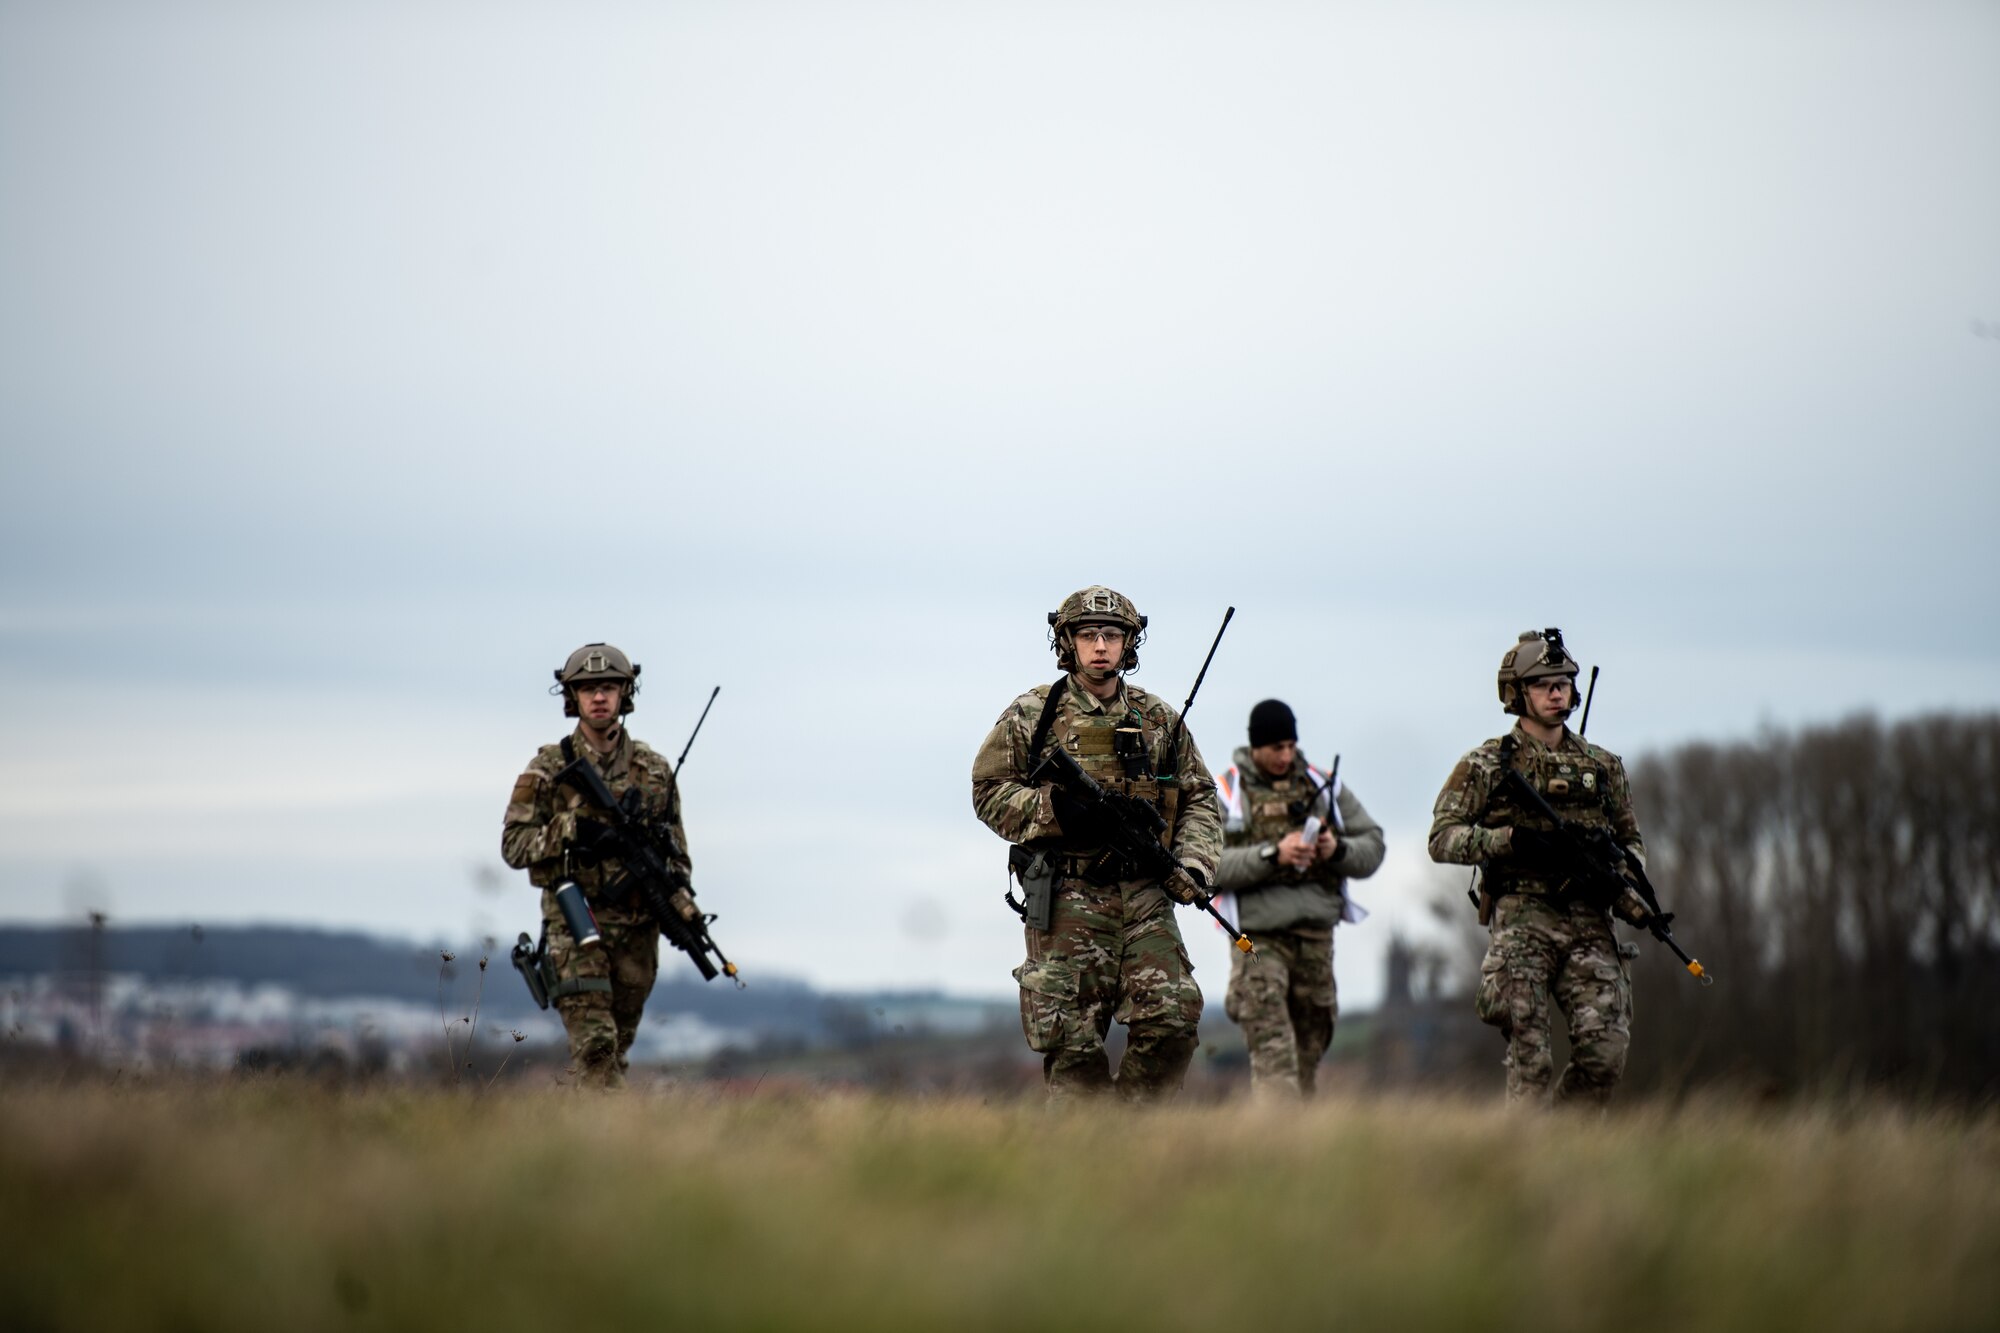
[1257,843,1278,864]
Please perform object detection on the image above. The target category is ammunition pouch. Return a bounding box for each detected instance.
[1071,847,1134,887]
[1482,867,1614,916]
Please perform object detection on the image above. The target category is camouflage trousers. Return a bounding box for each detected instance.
[1224,925,1336,1099]
[1475,894,1632,1106]
[543,894,660,1090]
[1012,878,1203,1106]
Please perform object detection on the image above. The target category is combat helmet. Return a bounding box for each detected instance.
[1049,586,1146,674]
[553,642,641,716]
[1496,628,1579,716]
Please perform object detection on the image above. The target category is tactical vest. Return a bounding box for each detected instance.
[546,734,676,900]
[1034,682,1179,859]
[1223,763,1338,886]
[1483,731,1614,896]
[1053,699,1162,802]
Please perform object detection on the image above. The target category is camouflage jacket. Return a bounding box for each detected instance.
[970,675,1222,887]
[501,725,690,919]
[1428,722,1645,898]
[1213,746,1384,930]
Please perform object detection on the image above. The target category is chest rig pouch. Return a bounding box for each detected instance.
[1065,707,1161,800]
[1479,732,1614,903]
[1063,700,1168,887]
[1006,681,1171,925]
[557,735,655,905]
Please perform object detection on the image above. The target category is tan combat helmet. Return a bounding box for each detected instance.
[1049,586,1146,674]
[1496,627,1579,715]
[554,642,641,716]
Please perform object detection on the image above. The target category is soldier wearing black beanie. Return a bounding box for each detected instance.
[1248,699,1297,749]
[1212,697,1385,1098]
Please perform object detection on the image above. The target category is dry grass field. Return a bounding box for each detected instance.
[1,1077,1995,1332]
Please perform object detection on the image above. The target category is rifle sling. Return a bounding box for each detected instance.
[1026,674,1069,770]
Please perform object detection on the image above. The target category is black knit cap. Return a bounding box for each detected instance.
[1248,699,1297,748]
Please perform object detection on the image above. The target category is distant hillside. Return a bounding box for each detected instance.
[0,924,996,1040]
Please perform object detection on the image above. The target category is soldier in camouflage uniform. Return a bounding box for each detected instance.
[502,643,690,1089]
[1213,700,1384,1098]
[1428,629,1658,1107]
[971,587,1223,1106]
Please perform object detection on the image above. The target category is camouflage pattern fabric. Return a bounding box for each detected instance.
[542,902,660,1090]
[1014,879,1204,1105]
[974,675,1221,1104]
[1223,925,1335,1098]
[503,725,687,1088]
[1427,722,1645,895]
[1430,721,1646,1104]
[971,677,1222,865]
[502,726,689,894]
[1475,895,1632,1105]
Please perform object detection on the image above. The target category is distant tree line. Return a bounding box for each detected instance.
[1622,711,2000,1101]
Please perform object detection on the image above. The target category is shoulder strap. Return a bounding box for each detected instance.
[1025,675,1069,768]
[1474,733,1519,824]
[560,736,576,763]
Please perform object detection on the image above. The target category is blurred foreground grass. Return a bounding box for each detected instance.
[1,1079,1995,1332]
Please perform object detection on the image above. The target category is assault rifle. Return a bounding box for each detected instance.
[1018,606,1254,954]
[1032,746,1254,954]
[556,754,743,986]
[1491,763,1712,986]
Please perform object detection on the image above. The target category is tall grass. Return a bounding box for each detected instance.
[0,1079,1993,1332]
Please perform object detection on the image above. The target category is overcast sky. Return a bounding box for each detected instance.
[3,0,1996,1012]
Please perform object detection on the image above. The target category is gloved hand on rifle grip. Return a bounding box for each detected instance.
[1165,863,1208,906]
[1047,785,1116,843]
[1506,826,1560,862]
[1614,887,1669,930]
[567,813,614,866]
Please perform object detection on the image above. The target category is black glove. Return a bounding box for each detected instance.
[1165,864,1208,905]
[1048,786,1115,843]
[1612,887,1668,930]
[1507,826,1561,862]
[569,815,614,867]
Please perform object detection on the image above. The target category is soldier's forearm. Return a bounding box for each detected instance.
[1169,832,1223,884]
[972,779,1054,843]
[501,825,551,871]
[1428,820,1505,865]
